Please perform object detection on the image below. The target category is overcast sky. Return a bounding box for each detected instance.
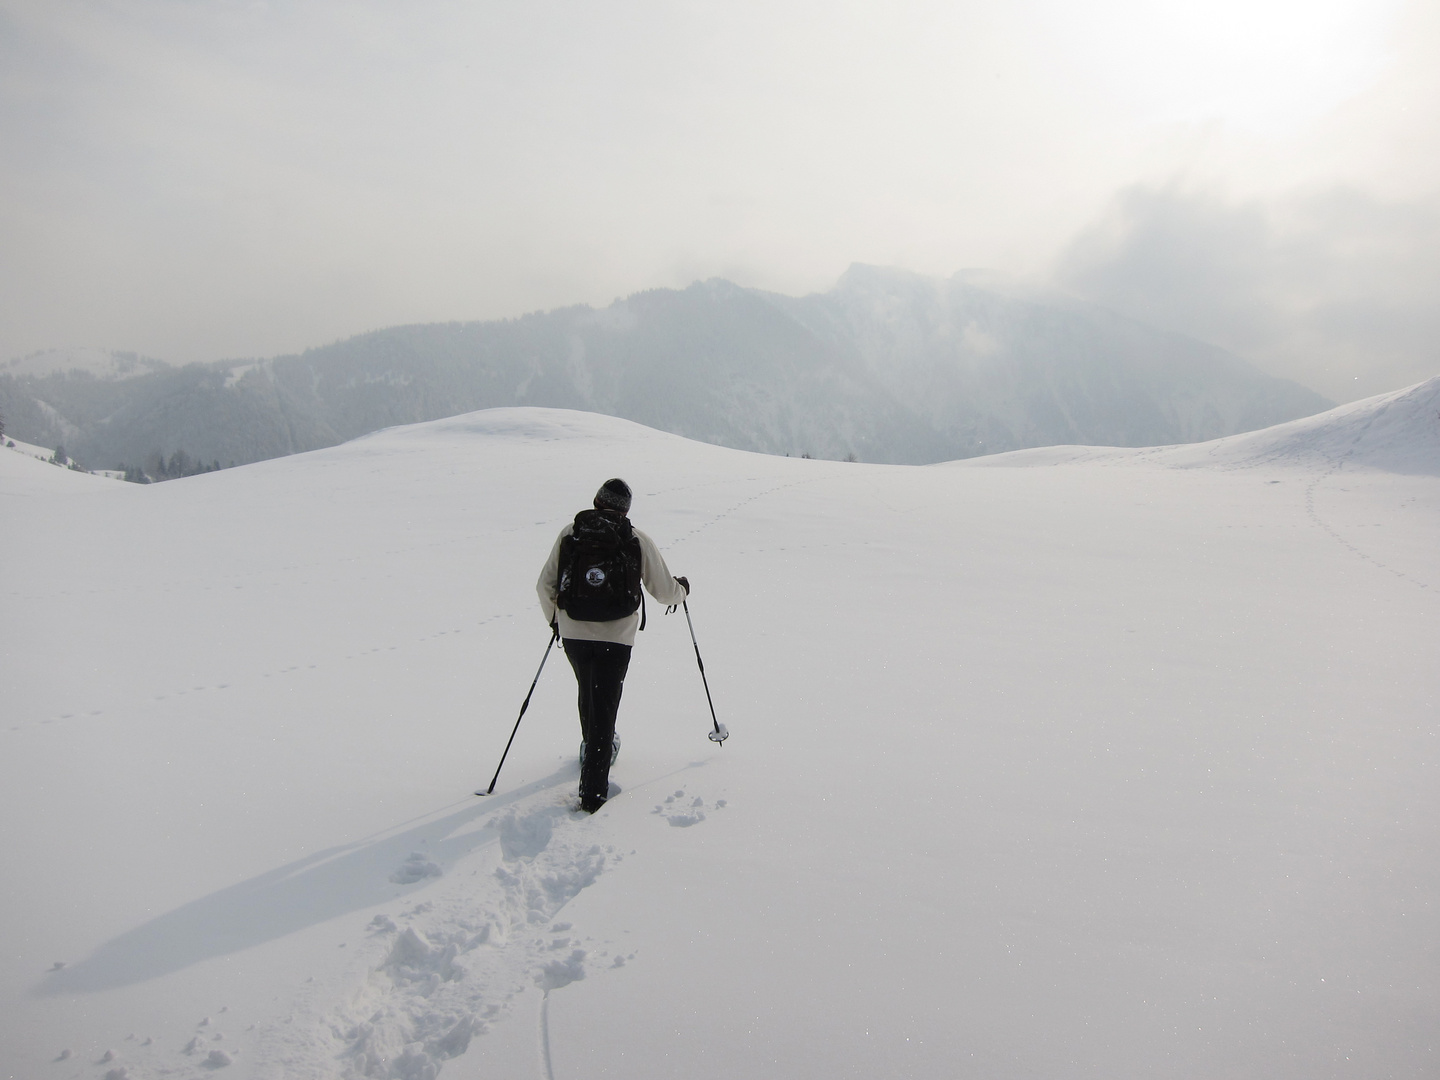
[2,0,1436,400]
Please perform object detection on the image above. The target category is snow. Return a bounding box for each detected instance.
[2,378,1438,1079]
[3,438,128,488]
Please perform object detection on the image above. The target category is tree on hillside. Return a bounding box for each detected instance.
[144,449,223,481]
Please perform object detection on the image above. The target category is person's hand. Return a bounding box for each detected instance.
[675,575,690,595]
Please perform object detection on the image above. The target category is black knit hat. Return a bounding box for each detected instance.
[593,478,632,514]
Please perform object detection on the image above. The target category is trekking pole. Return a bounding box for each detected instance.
[681,600,728,744]
[477,625,560,795]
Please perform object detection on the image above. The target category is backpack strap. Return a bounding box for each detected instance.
[628,525,645,630]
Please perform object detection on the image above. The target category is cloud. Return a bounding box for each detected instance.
[1054,184,1440,401]
[0,0,1433,372]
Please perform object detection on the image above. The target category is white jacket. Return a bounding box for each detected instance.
[537,519,687,646]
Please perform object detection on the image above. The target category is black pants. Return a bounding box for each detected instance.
[563,638,632,808]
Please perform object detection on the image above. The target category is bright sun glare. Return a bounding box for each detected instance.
[1033,0,1400,133]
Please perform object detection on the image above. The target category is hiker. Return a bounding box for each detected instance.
[537,478,689,813]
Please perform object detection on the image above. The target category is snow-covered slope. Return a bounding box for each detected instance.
[2,389,1437,1079]
[1168,374,1440,476]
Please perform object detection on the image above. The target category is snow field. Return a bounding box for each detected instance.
[2,380,1438,1078]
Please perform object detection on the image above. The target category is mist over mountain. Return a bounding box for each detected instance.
[0,266,1331,471]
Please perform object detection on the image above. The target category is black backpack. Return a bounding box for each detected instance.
[557,509,644,623]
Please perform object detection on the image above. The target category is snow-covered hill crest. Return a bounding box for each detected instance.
[1170,374,1440,476]
[963,375,1440,478]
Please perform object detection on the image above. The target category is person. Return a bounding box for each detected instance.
[537,479,689,813]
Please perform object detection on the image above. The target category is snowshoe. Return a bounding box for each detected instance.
[578,733,621,767]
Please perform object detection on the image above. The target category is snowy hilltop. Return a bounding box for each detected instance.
[2,380,1436,1078]
[0,266,1330,474]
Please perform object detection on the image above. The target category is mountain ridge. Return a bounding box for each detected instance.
[0,265,1332,471]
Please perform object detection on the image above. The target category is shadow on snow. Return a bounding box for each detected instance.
[36,765,577,996]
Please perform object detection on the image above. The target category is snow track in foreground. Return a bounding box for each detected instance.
[258,775,730,1079]
[265,788,619,1080]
